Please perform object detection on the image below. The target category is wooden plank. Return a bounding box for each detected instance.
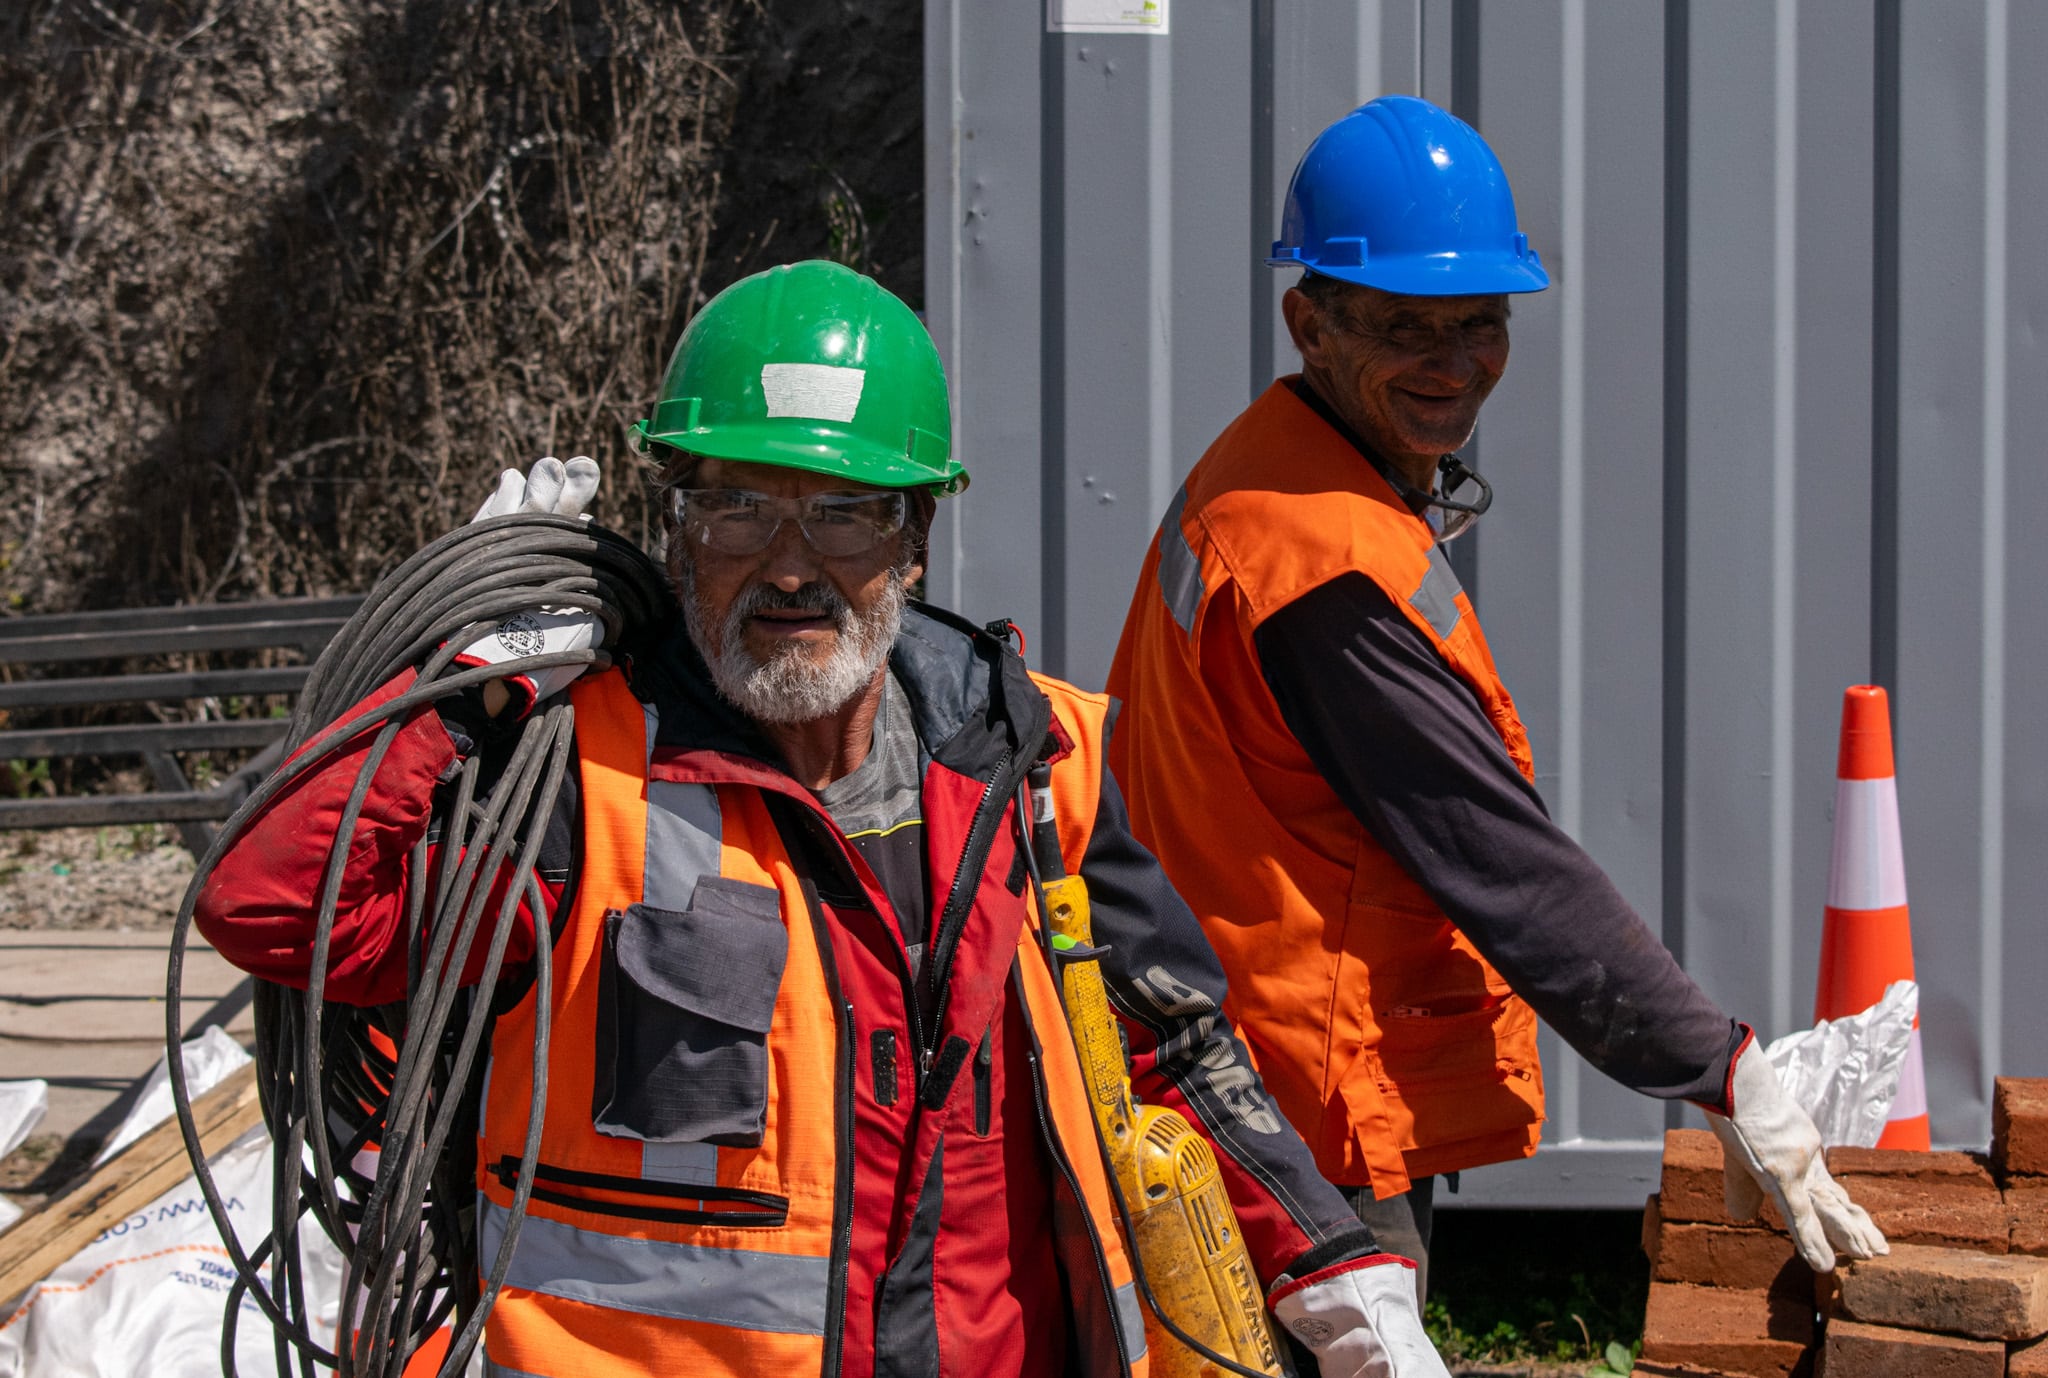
[0,1061,263,1309]
[0,596,363,639]
[0,666,308,711]
[0,719,286,760]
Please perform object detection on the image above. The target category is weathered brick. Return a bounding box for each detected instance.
[1823,1172,2009,1254]
[1653,1220,1807,1295]
[1660,1129,1786,1230]
[2012,1334,2048,1378]
[1995,1078,2048,1178]
[1820,1149,2008,1254]
[2010,1177,2048,1257]
[1661,1129,1731,1223]
[1835,1242,2048,1340]
[1825,1147,1997,1187]
[1817,1318,2002,1378]
[1814,1267,1842,1318]
[1641,1282,1814,1378]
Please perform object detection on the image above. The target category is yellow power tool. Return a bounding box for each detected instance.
[1029,766,1283,1378]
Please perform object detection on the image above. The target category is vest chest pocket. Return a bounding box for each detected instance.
[594,877,789,1147]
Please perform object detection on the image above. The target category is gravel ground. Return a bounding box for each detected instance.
[0,825,195,930]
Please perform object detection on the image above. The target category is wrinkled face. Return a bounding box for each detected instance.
[1300,284,1511,462]
[666,458,921,725]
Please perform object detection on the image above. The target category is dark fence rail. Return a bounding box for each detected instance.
[0,596,362,847]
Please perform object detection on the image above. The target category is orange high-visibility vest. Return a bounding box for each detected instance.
[475,668,1146,1377]
[1106,378,1545,1200]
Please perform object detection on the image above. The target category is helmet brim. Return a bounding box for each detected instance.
[637,420,969,496]
[1270,251,1551,297]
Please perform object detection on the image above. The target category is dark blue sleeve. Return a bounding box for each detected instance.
[1075,710,1378,1282]
[1254,572,1743,1110]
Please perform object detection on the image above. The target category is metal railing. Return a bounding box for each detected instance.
[0,597,362,847]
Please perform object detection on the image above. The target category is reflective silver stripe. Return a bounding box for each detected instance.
[640,700,662,762]
[1156,485,1204,637]
[1114,1279,1147,1362]
[644,780,722,911]
[479,1197,829,1336]
[641,1138,718,1185]
[639,699,722,911]
[1408,545,1465,640]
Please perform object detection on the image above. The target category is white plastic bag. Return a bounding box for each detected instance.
[94,1025,252,1167]
[0,1127,345,1378]
[1762,979,1918,1148]
[0,1079,48,1236]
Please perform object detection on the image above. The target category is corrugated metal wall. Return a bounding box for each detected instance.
[923,0,2047,1207]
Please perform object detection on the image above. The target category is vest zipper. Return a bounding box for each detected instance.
[973,1028,993,1136]
[923,745,1015,1056]
[824,996,857,1377]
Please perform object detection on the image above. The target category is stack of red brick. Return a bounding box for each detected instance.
[1632,1077,2048,1377]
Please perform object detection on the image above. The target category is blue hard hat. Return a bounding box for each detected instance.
[1268,95,1549,296]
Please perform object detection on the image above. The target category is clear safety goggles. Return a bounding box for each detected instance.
[1378,454,1494,545]
[666,487,907,558]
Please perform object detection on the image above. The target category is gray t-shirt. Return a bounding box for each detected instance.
[816,672,931,977]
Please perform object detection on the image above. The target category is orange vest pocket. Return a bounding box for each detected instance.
[1364,997,1543,1162]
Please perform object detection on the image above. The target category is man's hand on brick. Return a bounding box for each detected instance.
[1705,1034,1890,1271]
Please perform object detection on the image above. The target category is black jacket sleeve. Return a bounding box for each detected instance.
[1075,713,1379,1284]
[1254,572,1743,1110]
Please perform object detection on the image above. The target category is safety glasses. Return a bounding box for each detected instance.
[1427,455,1493,545]
[666,487,908,557]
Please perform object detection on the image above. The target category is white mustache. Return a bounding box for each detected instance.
[728,580,853,629]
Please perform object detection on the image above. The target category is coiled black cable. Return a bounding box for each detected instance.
[163,513,674,1377]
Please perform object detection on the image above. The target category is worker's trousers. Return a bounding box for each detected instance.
[1345,1176,1437,1307]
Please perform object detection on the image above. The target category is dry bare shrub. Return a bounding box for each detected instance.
[0,0,751,611]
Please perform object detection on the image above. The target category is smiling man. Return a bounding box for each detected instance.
[1105,96,1886,1310]
[196,260,1459,1377]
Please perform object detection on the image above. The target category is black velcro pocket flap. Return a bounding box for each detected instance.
[593,878,788,1147]
[614,878,788,1035]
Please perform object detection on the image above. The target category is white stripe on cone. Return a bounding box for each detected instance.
[1829,777,1909,911]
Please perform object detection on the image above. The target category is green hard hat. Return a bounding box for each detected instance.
[635,260,964,494]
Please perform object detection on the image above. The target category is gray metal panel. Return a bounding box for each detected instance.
[927,0,2048,1207]
[1053,17,1258,687]
[1786,0,1879,1079]
[2003,2,2048,1090]
[923,0,1045,633]
[1893,0,2034,1143]
[1682,0,1795,1077]
[1470,0,1676,1153]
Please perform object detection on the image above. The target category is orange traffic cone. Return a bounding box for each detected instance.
[1814,685,1930,1149]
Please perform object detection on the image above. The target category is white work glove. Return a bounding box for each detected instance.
[1703,1035,1890,1272]
[472,454,602,521]
[1270,1255,1451,1378]
[456,457,604,713]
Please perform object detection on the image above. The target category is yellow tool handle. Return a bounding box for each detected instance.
[1043,874,1139,1156]
[1041,868,1281,1377]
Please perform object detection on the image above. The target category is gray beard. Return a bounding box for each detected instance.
[679,563,905,725]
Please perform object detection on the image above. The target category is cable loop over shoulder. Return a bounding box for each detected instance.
[165,514,673,1378]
